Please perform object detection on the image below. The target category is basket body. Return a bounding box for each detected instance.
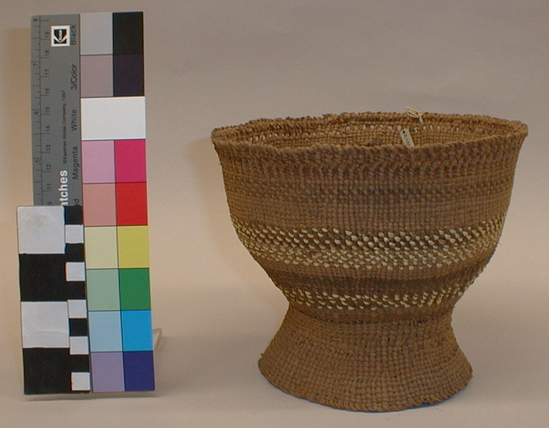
[212,112,527,411]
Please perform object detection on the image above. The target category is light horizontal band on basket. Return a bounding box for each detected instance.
[232,214,505,272]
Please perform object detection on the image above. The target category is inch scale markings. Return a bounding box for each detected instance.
[31,14,82,206]
[31,16,44,204]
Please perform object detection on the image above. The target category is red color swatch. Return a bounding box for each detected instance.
[116,182,148,225]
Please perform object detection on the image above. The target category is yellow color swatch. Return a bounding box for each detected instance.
[117,226,149,268]
[85,227,119,269]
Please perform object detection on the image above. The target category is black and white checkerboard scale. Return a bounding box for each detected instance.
[18,205,91,394]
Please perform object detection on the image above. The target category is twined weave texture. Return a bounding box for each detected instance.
[212,112,527,411]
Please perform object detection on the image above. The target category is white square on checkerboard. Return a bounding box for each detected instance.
[68,299,87,318]
[71,372,91,391]
[65,225,84,244]
[21,302,69,348]
[17,206,65,254]
[66,262,86,281]
[70,336,89,355]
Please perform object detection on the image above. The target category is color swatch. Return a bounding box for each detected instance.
[80,11,153,392]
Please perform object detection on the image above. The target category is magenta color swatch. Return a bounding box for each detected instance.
[82,141,115,184]
[81,55,114,98]
[115,140,147,182]
[83,183,117,226]
[91,352,125,392]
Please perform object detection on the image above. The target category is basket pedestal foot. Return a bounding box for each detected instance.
[258,306,472,412]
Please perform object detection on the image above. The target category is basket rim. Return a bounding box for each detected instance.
[211,112,528,155]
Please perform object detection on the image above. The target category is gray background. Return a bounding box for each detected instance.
[0,1,547,426]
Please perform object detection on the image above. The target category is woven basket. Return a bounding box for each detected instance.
[212,112,527,411]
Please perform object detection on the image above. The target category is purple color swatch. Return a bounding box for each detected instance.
[91,352,125,392]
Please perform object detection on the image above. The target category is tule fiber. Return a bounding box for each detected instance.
[211,112,527,411]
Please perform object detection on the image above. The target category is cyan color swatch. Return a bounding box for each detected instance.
[121,310,153,351]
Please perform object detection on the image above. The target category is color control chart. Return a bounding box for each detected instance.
[18,12,154,394]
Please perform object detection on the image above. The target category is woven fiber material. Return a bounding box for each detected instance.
[212,112,527,411]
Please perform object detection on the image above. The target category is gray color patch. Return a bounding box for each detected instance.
[80,12,112,55]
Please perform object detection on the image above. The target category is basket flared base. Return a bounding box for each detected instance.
[258,306,472,412]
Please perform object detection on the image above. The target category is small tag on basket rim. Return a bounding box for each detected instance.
[405,106,425,125]
[399,128,415,148]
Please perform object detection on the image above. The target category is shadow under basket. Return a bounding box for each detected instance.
[212,112,528,411]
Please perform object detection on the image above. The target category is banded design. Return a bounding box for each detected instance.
[281,279,472,312]
[232,214,505,274]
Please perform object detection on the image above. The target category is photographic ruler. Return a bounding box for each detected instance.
[20,12,154,394]
[31,14,82,206]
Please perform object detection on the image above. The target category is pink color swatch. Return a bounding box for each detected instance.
[82,141,115,184]
[82,183,117,226]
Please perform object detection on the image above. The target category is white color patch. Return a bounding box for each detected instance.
[70,336,90,355]
[67,299,88,318]
[21,302,69,348]
[17,206,65,254]
[81,97,146,141]
[71,372,91,391]
[65,225,84,244]
[66,262,86,281]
